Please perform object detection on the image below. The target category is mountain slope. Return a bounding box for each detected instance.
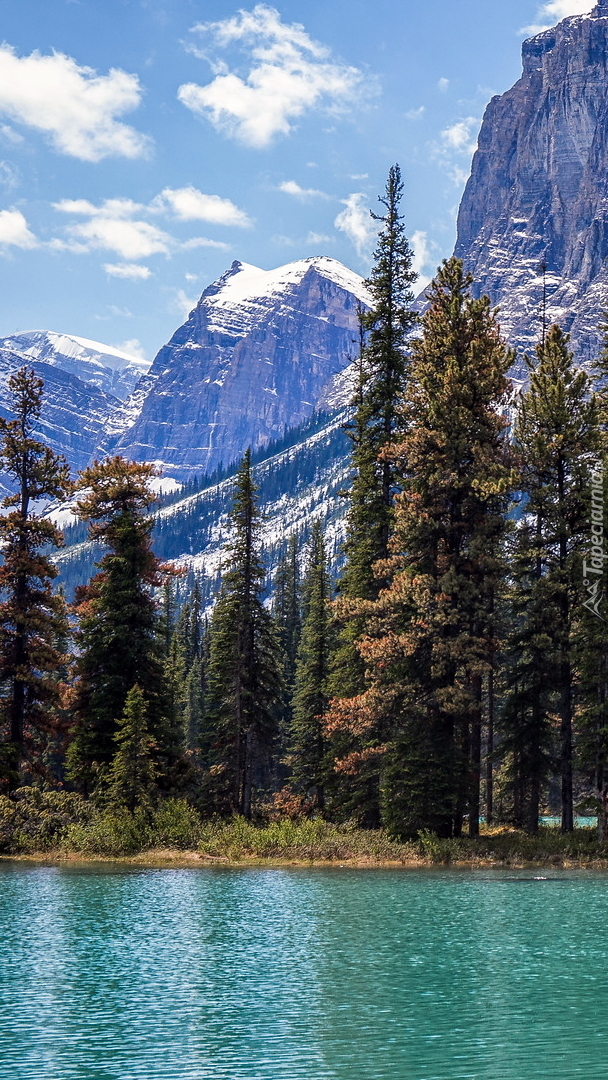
[0,331,149,400]
[455,0,608,370]
[114,257,370,479]
[55,409,352,601]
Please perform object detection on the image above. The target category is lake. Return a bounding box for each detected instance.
[1,863,607,1079]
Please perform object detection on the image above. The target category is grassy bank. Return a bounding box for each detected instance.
[2,788,608,867]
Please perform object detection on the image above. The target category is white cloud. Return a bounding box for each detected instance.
[520,1,594,33]
[178,4,368,147]
[0,208,37,249]
[52,188,244,263]
[405,106,425,120]
[441,116,479,154]
[334,192,377,259]
[410,230,435,291]
[306,230,333,245]
[104,262,152,280]
[112,338,147,361]
[278,179,328,199]
[60,211,171,260]
[173,289,199,318]
[181,236,229,249]
[438,77,449,93]
[157,185,252,226]
[0,46,150,161]
[0,161,19,189]
[0,124,23,145]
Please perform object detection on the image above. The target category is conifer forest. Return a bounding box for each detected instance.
[2,165,608,850]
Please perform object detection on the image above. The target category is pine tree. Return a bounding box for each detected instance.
[328,259,514,838]
[204,451,283,817]
[0,368,71,788]
[273,535,301,693]
[508,326,598,832]
[107,684,158,813]
[336,162,418,608]
[328,164,418,826]
[68,457,171,793]
[290,521,332,810]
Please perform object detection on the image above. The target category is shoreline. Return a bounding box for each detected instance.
[4,848,608,871]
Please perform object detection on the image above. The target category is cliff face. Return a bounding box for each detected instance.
[114,257,370,479]
[0,348,120,492]
[455,1,608,370]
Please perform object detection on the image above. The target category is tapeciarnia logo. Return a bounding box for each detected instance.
[582,463,605,620]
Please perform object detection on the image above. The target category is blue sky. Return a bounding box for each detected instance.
[0,0,595,361]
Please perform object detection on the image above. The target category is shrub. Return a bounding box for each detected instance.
[0,787,94,854]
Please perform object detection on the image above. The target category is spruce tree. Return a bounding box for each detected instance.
[336,163,418,610]
[68,457,171,793]
[0,368,71,787]
[329,259,514,838]
[290,521,332,810]
[204,450,283,817]
[508,326,598,832]
[328,164,418,826]
[107,684,158,813]
[273,535,301,694]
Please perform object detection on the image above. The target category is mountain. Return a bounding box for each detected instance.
[114,257,370,479]
[0,333,150,485]
[0,331,149,400]
[55,409,352,603]
[455,0,608,371]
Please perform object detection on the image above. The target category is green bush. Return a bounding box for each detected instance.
[0,788,94,854]
[63,808,150,856]
[151,799,203,849]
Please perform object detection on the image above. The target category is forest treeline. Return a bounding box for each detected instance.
[2,164,608,844]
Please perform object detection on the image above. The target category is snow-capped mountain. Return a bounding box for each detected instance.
[0,331,150,400]
[455,0,608,372]
[0,332,151,486]
[115,256,370,479]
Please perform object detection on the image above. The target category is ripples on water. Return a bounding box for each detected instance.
[1,863,607,1079]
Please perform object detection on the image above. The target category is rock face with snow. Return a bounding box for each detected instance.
[0,331,150,401]
[0,332,151,485]
[455,0,608,371]
[115,257,370,479]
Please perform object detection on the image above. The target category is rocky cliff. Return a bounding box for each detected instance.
[114,257,370,479]
[0,333,151,488]
[455,0,608,371]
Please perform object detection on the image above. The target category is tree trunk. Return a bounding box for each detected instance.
[486,667,494,825]
[468,674,482,837]
[560,655,574,833]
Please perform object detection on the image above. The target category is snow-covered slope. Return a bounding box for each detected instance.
[55,409,352,600]
[115,256,370,478]
[0,331,150,400]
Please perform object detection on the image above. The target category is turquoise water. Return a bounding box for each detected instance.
[1,864,607,1079]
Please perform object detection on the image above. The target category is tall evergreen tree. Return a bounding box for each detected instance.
[0,368,71,787]
[328,259,514,838]
[290,521,332,810]
[107,684,158,813]
[204,450,283,817]
[337,162,418,608]
[328,164,418,826]
[68,457,171,793]
[507,326,598,832]
[273,535,301,693]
